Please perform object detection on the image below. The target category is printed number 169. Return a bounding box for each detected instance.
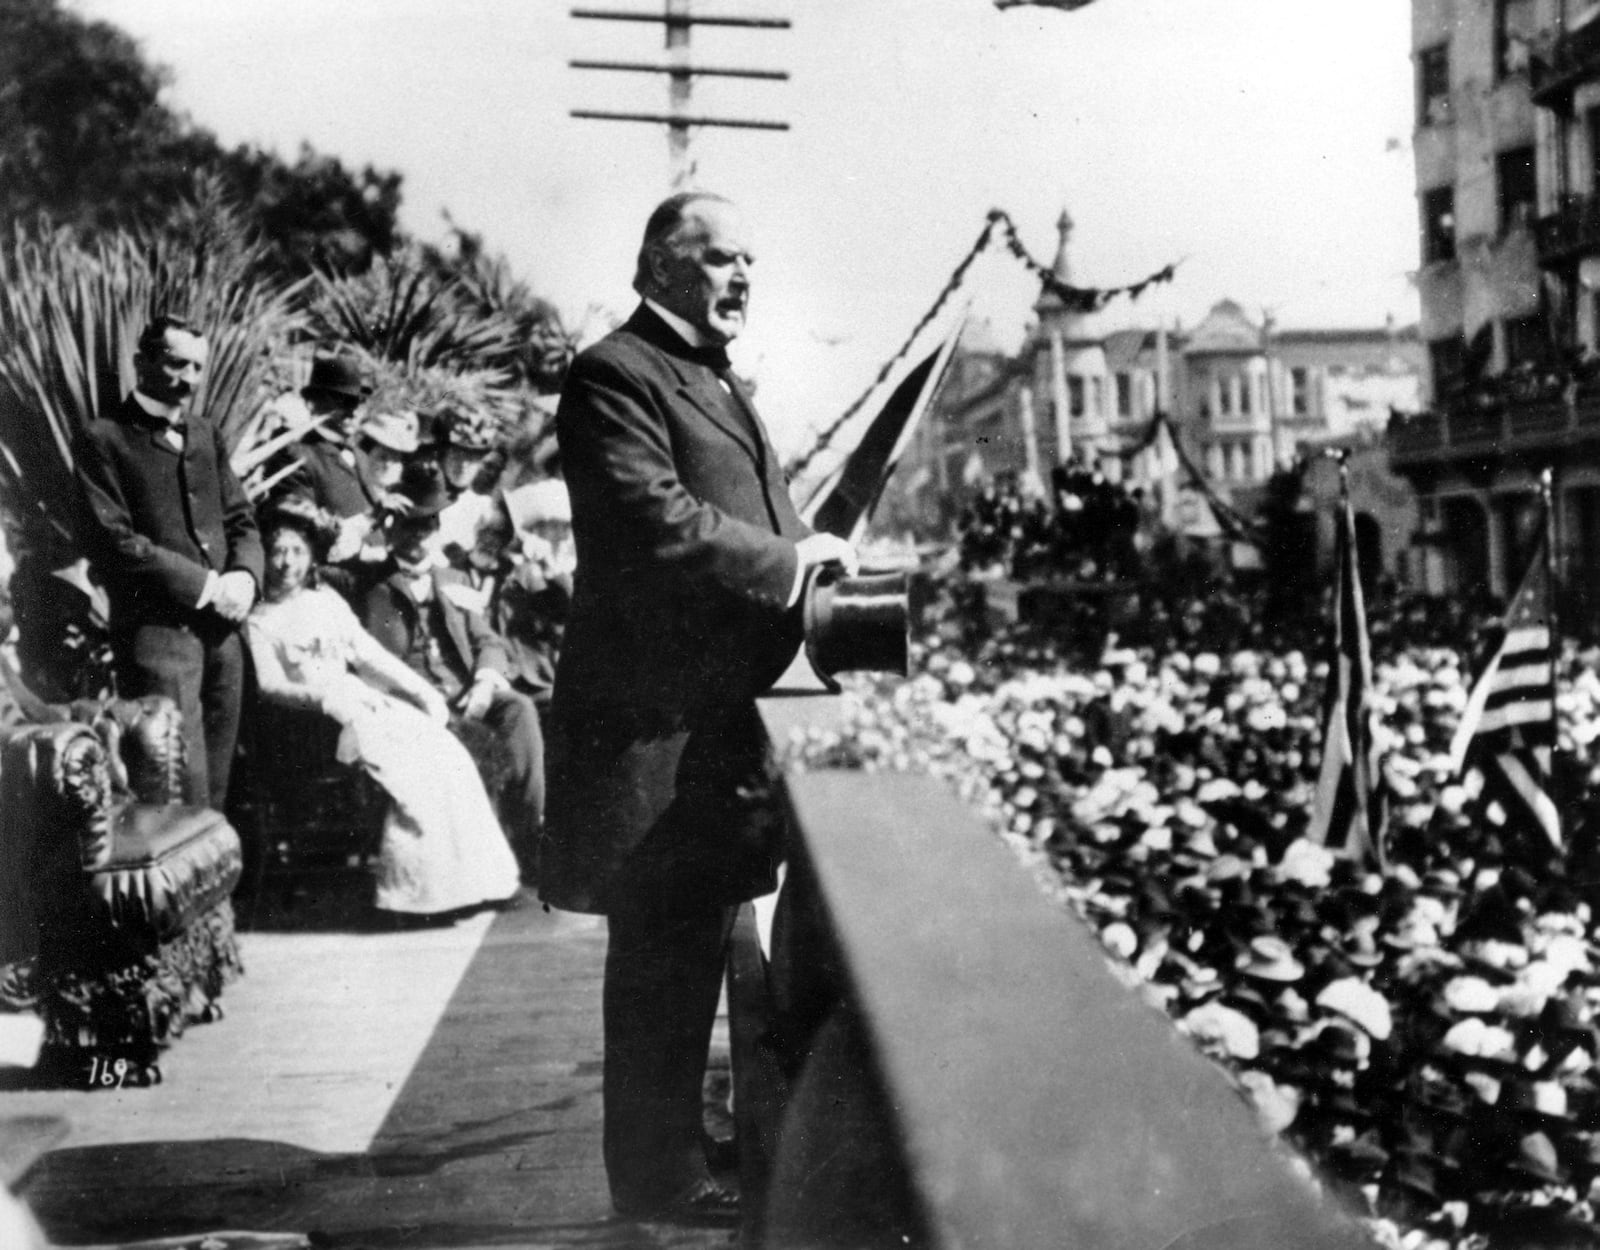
[88,1056,130,1088]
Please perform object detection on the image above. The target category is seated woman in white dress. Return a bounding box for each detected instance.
[246,499,521,920]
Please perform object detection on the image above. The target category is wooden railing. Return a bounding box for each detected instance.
[1387,389,1600,467]
[732,691,1368,1250]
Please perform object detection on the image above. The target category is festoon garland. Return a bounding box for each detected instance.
[785,208,1181,479]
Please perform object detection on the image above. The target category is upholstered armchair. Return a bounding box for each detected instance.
[0,696,243,1086]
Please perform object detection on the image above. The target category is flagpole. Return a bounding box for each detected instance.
[1542,464,1564,867]
[1541,465,1558,644]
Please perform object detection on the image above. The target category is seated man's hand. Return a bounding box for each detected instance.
[795,532,860,578]
[459,675,496,722]
[211,570,257,623]
[378,492,414,520]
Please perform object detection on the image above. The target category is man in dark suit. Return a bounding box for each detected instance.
[274,348,374,519]
[74,314,264,807]
[541,192,857,1223]
[355,463,544,864]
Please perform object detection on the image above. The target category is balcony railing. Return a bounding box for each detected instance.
[739,692,1370,1250]
[1531,18,1600,112]
[1387,378,1600,466]
[1535,194,1600,266]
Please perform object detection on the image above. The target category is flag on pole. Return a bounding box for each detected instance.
[1306,488,1387,863]
[801,315,965,543]
[1448,533,1561,850]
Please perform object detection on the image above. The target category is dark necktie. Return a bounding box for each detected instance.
[686,343,732,373]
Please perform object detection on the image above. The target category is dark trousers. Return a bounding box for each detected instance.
[602,891,736,1211]
[485,688,544,836]
[121,621,245,808]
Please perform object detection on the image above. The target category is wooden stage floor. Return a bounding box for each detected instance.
[2,886,738,1250]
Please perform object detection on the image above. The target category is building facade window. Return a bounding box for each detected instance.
[1418,43,1450,126]
[1504,312,1548,365]
[1115,371,1132,417]
[1290,366,1311,415]
[1496,145,1537,235]
[1429,335,1466,398]
[1494,0,1535,80]
[1067,374,1085,417]
[1090,376,1104,417]
[1239,372,1253,416]
[1422,186,1456,263]
[1216,375,1233,418]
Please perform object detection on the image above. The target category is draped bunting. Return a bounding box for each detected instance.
[787,208,1180,478]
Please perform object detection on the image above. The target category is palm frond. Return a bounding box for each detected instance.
[308,248,524,380]
[0,190,310,550]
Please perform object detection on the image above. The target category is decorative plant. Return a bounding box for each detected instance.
[0,180,309,552]
[307,245,523,382]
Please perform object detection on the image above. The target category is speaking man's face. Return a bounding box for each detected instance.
[655,201,754,345]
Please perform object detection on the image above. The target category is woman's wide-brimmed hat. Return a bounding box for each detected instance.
[802,567,910,691]
[358,409,420,455]
[439,407,498,453]
[502,478,572,529]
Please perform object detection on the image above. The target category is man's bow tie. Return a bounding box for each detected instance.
[685,343,732,373]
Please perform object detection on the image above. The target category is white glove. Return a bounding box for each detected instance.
[795,533,860,577]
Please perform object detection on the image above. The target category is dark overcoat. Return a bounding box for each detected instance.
[74,395,264,628]
[540,305,809,914]
[356,562,512,687]
[282,438,377,519]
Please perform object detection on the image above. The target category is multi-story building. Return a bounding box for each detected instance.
[892,211,1422,575]
[1392,0,1600,608]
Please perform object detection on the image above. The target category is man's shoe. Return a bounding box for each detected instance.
[616,1178,740,1226]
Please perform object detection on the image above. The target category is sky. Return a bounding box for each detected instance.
[71,0,1420,457]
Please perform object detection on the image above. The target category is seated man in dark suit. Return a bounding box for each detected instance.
[353,462,543,870]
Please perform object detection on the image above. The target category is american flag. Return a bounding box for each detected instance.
[1448,535,1560,849]
[1307,495,1386,863]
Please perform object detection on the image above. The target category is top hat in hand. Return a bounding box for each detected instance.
[802,567,910,692]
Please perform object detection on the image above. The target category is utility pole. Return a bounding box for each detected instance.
[570,3,791,189]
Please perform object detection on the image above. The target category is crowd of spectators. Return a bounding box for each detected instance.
[957,463,1142,585]
[788,568,1600,1247]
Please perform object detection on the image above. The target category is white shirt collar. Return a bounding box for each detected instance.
[644,298,712,350]
[132,390,183,423]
